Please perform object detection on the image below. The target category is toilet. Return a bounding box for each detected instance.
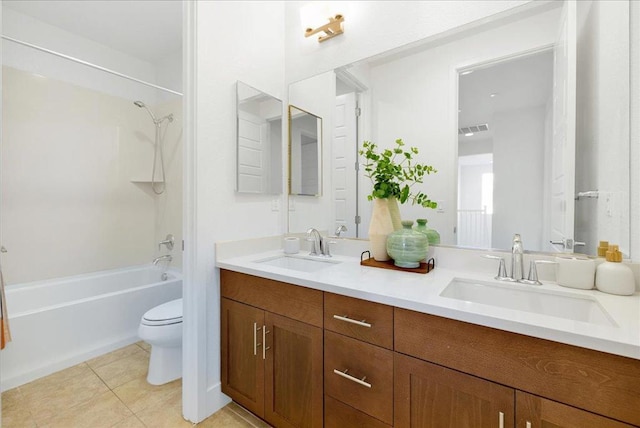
[138,298,183,385]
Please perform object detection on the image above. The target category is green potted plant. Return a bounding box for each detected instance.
[359,138,437,261]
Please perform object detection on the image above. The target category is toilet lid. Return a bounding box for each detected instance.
[142,298,183,326]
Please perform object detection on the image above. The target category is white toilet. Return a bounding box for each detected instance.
[138,298,183,385]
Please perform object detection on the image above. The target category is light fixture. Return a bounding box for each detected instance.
[465,132,474,137]
[305,14,344,42]
[490,93,498,98]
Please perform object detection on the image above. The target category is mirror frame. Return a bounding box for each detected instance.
[288,104,323,197]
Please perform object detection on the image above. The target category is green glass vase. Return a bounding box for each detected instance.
[387,220,428,268]
[414,218,440,245]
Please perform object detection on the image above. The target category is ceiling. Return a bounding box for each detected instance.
[458,49,554,143]
[3,0,182,64]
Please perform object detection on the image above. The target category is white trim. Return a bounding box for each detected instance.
[181,0,203,422]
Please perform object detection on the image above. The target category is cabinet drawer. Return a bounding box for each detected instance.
[325,395,392,428]
[324,292,393,349]
[220,269,323,327]
[324,331,394,425]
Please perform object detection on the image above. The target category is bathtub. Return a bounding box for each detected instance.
[0,265,182,391]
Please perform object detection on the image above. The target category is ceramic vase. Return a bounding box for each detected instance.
[414,218,440,245]
[387,197,402,231]
[369,198,395,261]
[387,220,429,268]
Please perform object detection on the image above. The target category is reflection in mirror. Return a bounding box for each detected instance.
[286,0,631,257]
[236,81,283,194]
[289,105,322,196]
[457,49,554,252]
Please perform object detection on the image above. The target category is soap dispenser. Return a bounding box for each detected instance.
[597,241,609,258]
[595,245,636,295]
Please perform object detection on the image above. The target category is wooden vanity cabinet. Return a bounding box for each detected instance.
[395,307,640,428]
[221,270,324,428]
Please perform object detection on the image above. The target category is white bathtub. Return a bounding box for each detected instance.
[0,265,182,391]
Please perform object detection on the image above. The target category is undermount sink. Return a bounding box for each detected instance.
[440,278,616,327]
[254,254,341,272]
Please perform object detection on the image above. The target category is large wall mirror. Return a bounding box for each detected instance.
[287,0,631,257]
[236,81,283,194]
[288,105,322,196]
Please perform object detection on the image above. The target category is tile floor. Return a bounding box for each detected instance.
[1,342,271,428]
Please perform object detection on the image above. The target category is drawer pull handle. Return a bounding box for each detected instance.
[333,368,372,388]
[262,327,270,360]
[333,314,372,328]
[499,411,504,428]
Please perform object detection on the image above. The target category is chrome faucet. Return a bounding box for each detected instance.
[153,254,172,266]
[511,234,524,281]
[484,234,542,285]
[306,228,323,256]
[334,225,347,237]
[306,228,337,257]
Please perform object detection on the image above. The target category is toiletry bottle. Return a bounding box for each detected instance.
[597,241,609,258]
[595,244,636,295]
[511,234,524,281]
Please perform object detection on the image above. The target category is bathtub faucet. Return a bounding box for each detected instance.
[153,255,172,266]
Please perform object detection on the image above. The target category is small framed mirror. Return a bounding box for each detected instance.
[288,105,322,196]
[236,81,283,194]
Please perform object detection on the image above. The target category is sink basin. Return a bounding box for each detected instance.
[440,278,616,326]
[254,254,341,272]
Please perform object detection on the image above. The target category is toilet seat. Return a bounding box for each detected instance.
[141,298,182,326]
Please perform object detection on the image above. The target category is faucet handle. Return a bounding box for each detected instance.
[321,236,338,257]
[158,234,175,251]
[482,255,510,281]
[521,260,556,285]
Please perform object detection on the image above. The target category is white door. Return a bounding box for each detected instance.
[548,0,577,253]
[237,111,268,193]
[333,93,357,238]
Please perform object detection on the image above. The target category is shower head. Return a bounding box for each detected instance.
[134,100,173,124]
[134,100,158,123]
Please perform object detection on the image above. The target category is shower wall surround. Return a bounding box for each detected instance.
[1,7,183,284]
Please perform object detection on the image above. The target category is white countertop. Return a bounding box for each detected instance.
[216,240,640,360]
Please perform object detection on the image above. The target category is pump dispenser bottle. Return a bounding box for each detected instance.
[595,245,636,295]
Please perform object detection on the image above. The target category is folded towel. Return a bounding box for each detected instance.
[1,267,11,350]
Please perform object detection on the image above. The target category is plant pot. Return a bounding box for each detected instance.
[369,199,395,261]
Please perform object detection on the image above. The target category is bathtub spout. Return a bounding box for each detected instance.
[153,255,172,266]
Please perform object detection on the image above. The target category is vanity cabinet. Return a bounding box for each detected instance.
[220,269,640,428]
[394,307,640,428]
[221,270,324,428]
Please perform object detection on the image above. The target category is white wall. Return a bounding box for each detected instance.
[631,0,640,261]
[492,106,546,250]
[575,0,630,256]
[192,0,285,420]
[284,0,532,84]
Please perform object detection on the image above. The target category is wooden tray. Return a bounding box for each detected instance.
[360,251,435,274]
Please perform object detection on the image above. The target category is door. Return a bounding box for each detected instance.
[333,93,358,238]
[238,111,269,193]
[548,0,577,252]
[221,298,265,417]
[264,312,323,428]
[516,391,634,428]
[395,353,515,428]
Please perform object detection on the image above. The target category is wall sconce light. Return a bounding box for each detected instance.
[305,14,344,43]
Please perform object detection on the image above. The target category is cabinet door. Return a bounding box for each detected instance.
[264,312,323,428]
[516,391,635,428]
[395,353,515,428]
[221,298,265,418]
